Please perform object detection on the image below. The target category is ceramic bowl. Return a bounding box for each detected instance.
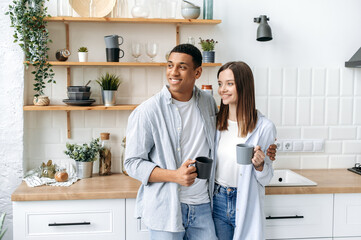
[67,86,91,92]
[181,0,198,8]
[181,7,200,19]
[67,91,91,100]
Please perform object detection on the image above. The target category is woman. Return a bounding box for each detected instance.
[212,61,277,240]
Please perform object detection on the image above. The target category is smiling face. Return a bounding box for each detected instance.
[166,52,202,101]
[218,68,238,107]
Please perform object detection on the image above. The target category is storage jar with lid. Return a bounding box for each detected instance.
[99,132,112,176]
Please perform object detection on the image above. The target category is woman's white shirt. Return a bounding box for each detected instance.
[215,120,246,188]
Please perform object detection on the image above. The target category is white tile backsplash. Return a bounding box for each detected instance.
[326,68,340,96]
[324,141,342,154]
[254,67,268,96]
[301,156,329,169]
[302,127,328,139]
[312,68,325,96]
[330,127,357,140]
[343,141,361,154]
[297,98,311,125]
[340,68,354,96]
[339,97,353,125]
[311,98,325,125]
[325,97,339,125]
[268,97,282,125]
[329,155,356,168]
[297,68,312,96]
[282,97,296,125]
[354,98,361,124]
[269,68,283,96]
[283,68,298,96]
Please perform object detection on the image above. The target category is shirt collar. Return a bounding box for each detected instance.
[162,85,201,104]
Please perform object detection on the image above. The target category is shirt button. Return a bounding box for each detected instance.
[177,127,181,131]
[177,148,180,152]
[176,108,179,111]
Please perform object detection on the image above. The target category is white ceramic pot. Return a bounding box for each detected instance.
[78,52,88,62]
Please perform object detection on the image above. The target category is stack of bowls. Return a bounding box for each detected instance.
[67,86,91,100]
[181,0,200,19]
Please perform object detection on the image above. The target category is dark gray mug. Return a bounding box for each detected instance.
[195,156,213,179]
[236,144,254,165]
[106,48,125,62]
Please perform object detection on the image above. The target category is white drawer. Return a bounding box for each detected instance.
[265,194,333,239]
[13,199,125,240]
[334,193,361,238]
[28,210,112,234]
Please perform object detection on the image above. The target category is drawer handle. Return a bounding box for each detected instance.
[266,215,304,220]
[48,222,91,226]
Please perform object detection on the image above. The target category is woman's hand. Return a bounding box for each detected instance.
[252,146,265,171]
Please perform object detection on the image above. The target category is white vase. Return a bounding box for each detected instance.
[78,52,88,62]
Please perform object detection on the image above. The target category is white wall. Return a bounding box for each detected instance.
[1,0,361,239]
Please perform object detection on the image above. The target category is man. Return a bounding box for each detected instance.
[125,44,277,239]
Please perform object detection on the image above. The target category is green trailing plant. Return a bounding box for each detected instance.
[0,212,7,240]
[78,47,88,52]
[96,73,122,91]
[64,138,101,162]
[6,0,55,98]
[199,38,218,51]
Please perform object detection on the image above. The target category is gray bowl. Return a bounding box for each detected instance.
[67,86,91,92]
[67,91,91,100]
[181,7,200,19]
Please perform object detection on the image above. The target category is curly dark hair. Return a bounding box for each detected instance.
[169,44,202,69]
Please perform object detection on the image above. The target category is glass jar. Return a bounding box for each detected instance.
[120,137,128,175]
[202,85,213,96]
[131,0,150,18]
[55,168,69,182]
[99,133,112,176]
[55,49,71,61]
[187,36,195,45]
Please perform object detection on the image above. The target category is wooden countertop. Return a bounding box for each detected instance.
[11,173,141,201]
[12,169,361,201]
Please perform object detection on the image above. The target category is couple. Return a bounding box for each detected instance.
[124,44,277,240]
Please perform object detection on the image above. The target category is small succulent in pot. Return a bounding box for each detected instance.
[78,46,88,52]
[64,138,101,162]
[77,46,88,62]
[198,38,218,51]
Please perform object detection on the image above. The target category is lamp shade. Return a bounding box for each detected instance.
[255,15,273,42]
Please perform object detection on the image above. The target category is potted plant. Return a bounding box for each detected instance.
[199,37,218,63]
[64,138,101,179]
[0,212,6,240]
[6,0,55,106]
[96,73,122,106]
[78,46,88,62]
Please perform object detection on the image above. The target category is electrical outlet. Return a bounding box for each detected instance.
[303,141,313,151]
[313,140,324,152]
[275,141,283,151]
[283,141,293,151]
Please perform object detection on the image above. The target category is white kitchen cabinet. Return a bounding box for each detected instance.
[13,199,125,240]
[334,193,361,238]
[125,198,149,240]
[264,194,333,239]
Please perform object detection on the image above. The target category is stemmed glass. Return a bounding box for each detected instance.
[131,42,142,62]
[146,42,158,62]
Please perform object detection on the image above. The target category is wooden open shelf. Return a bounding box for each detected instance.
[23,104,138,111]
[45,17,222,25]
[46,61,222,67]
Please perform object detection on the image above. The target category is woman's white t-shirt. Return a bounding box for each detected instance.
[215,120,246,188]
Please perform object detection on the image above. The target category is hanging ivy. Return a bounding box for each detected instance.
[6,0,55,98]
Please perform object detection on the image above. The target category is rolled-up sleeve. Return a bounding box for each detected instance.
[124,108,158,185]
[254,121,277,187]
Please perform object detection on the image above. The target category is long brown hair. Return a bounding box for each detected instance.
[216,61,258,137]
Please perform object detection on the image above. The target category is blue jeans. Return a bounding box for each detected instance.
[212,183,237,240]
[149,202,217,240]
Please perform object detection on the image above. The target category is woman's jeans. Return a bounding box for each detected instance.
[149,202,217,240]
[212,183,237,240]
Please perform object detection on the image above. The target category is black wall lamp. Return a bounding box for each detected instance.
[254,15,272,41]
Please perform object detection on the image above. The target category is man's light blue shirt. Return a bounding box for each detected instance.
[124,85,217,232]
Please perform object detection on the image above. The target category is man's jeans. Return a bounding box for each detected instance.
[212,183,237,240]
[149,202,217,240]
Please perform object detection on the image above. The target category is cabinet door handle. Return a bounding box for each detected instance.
[48,221,91,226]
[266,215,304,220]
